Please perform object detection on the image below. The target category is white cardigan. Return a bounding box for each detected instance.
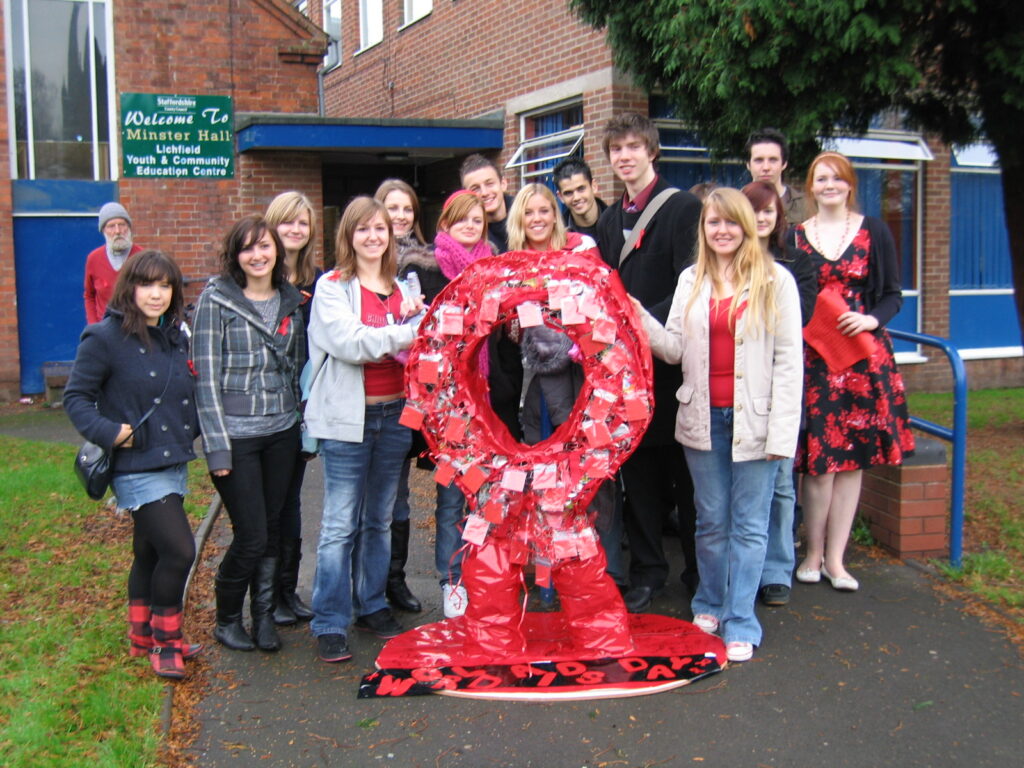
[640,263,803,461]
[304,272,422,443]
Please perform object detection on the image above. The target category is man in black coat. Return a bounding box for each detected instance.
[596,112,702,613]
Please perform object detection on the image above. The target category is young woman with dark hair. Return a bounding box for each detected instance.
[65,250,203,679]
[741,181,818,608]
[193,215,306,653]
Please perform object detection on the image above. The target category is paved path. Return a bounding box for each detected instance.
[188,461,1024,768]
[3,409,1019,766]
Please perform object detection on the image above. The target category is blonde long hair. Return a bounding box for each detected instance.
[265,191,318,287]
[685,188,778,335]
[506,184,567,251]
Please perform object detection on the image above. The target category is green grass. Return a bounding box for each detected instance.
[906,387,1024,430]
[0,436,211,768]
[907,388,1024,618]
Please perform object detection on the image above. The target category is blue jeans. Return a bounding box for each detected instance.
[761,457,796,588]
[435,480,466,585]
[311,400,411,637]
[684,408,777,646]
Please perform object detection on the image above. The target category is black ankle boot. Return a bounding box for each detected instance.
[274,537,314,625]
[214,576,255,652]
[250,558,281,652]
[386,519,422,612]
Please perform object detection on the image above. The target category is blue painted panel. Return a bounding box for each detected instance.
[15,215,102,393]
[657,160,749,191]
[950,172,1012,289]
[887,295,918,354]
[12,179,118,213]
[236,123,504,152]
[949,294,1022,350]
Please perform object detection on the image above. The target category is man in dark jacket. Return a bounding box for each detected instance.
[553,158,608,244]
[596,112,702,612]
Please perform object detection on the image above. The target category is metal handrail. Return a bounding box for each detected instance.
[890,329,968,567]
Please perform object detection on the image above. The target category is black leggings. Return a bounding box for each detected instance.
[128,494,196,607]
[211,424,299,583]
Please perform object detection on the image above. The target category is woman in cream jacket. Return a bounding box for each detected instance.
[637,188,802,663]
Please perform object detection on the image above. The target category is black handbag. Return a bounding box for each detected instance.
[75,440,113,501]
[73,357,174,501]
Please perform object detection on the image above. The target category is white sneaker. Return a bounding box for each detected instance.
[692,613,719,634]
[442,583,468,618]
[726,641,754,663]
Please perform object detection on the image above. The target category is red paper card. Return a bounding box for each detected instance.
[482,499,504,524]
[399,405,424,430]
[552,537,577,560]
[516,302,543,328]
[534,561,551,588]
[601,345,628,374]
[480,292,500,323]
[532,463,558,489]
[461,515,489,546]
[501,468,527,492]
[444,418,467,442]
[583,420,613,447]
[578,333,607,356]
[434,461,456,488]
[547,282,570,309]
[510,535,529,564]
[578,293,601,319]
[577,531,600,559]
[587,391,614,421]
[560,295,585,324]
[592,317,617,344]
[440,306,465,335]
[418,357,440,384]
[624,395,649,421]
[462,464,488,493]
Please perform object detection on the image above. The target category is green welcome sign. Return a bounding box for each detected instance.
[120,93,234,179]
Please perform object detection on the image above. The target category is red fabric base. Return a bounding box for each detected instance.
[376,613,726,669]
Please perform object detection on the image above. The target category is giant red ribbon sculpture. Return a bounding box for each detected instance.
[363,249,725,700]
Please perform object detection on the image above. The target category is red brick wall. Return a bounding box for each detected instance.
[0,8,16,399]
[115,0,325,284]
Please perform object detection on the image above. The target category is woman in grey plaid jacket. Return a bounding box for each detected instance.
[193,215,306,653]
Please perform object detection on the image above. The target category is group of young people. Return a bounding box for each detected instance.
[64,112,914,677]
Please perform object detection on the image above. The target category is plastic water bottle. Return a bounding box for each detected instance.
[405,270,421,299]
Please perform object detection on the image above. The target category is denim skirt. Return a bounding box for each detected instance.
[111,463,189,510]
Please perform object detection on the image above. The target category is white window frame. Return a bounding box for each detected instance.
[322,0,342,69]
[357,0,383,53]
[400,0,432,29]
[5,0,118,180]
[507,99,585,184]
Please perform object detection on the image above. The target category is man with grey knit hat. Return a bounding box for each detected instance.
[83,202,143,324]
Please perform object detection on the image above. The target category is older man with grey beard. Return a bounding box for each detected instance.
[84,202,143,324]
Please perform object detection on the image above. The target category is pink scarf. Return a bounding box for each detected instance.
[433,231,492,378]
[434,231,492,280]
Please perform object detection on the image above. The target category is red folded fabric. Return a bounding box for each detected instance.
[803,287,877,372]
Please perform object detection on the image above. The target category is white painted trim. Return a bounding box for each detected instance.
[106,0,118,180]
[504,68,615,116]
[948,288,1014,296]
[957,347,1023,360]
[3,0,16,178]
[894,352,929,365]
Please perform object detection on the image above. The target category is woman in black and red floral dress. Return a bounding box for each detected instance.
[794,151,915,592]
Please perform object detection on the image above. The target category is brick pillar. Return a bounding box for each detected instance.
[858,437,949,560]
